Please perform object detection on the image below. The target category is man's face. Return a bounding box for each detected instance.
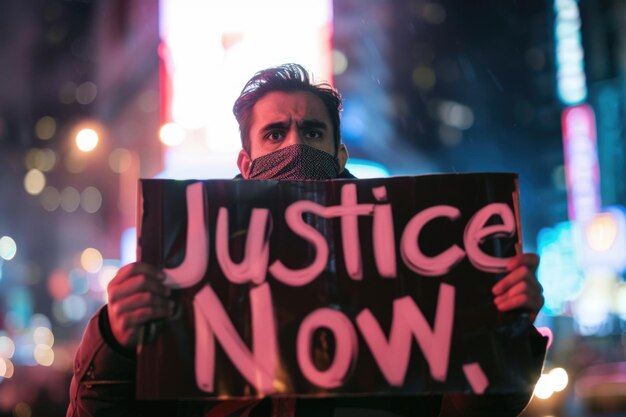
[237,90,348,178]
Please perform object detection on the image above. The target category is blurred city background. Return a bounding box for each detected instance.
[0,0,625,415]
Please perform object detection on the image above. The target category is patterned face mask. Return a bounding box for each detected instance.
[248,144,340,180]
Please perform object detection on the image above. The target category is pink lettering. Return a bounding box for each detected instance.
[463,203,516,273]
[164,182,209,289]
[400,206,465,276]
[270,184,374,286]
[193,283,278,394]
[372,186,396,278]
[462,362,489,394]
[165,185,518,288]
[296,308,358,389]
[341,183,364,280]
[216,207,271,284]
[356,283,454,384]
[269,201,330,286]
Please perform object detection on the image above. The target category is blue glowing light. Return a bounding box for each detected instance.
[537,221,585,316]
[345,158,391,178]
[554,0,587,105]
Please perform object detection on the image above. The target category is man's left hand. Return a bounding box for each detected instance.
[491,253,544,323]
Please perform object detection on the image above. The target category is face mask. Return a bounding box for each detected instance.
[248,144,340,180]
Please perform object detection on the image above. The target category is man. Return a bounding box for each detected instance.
[67,64,546,417]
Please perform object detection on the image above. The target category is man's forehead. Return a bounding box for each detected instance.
[252,91,329,122]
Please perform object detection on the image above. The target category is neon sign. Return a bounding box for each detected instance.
[562,104,600,223]
[554,0,587,105]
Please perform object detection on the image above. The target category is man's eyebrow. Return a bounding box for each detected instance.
[297,119,328,130]
[259,121,290,133]
[258,119,328,133]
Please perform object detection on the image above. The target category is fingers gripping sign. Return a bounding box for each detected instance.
[491,253,544,323]
[107,262,174,348]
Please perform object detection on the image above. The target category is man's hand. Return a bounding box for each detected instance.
[491,253,544,323]
[106,262,173,348]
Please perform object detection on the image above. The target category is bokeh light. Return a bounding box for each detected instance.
[533,368,570,400]
[75,128,99,152]
[60,186,81,212]
[34,116,56,140]
[62,295,87,321]
[24,169,46,195]
[69,268,89,295]
[436,101,474,130]
[533,373,554,399]
[97,265,118,292]
[0,236,17,261]
[24,148,40,170]
[47,270,71,300]
[548,367,569,392]
[33,327,54,347]
[80,186,102,213]
[34,148,56,171]
[40,186,61,211]
[14,402,32,417]
[586,212,618,252]
[332,50,348,75]
[81,248,103,273]
[412,66,436,90]
[31,314,52,330]
[0,335,15,358]
[33,344,54,366]
[0,358,14,378]
[109,148,132,173]
[76,81,98,104]
[159,122,185,146]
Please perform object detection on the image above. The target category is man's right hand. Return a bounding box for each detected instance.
[106,262,174,348]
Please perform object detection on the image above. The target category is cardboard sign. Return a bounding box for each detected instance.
[136,174,540,400]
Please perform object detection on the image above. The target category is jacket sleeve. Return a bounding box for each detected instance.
[438,324,548,417]
[66,307,256,417]
[66,306,139,417]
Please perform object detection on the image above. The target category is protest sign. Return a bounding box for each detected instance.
[136,174,540,400]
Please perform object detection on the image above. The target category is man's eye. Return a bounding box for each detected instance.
[265,132,284,141]
[305,130,323,139]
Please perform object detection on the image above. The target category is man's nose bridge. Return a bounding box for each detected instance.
[286,125,305,145]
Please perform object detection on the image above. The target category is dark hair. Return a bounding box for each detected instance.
[233,63,342,155]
